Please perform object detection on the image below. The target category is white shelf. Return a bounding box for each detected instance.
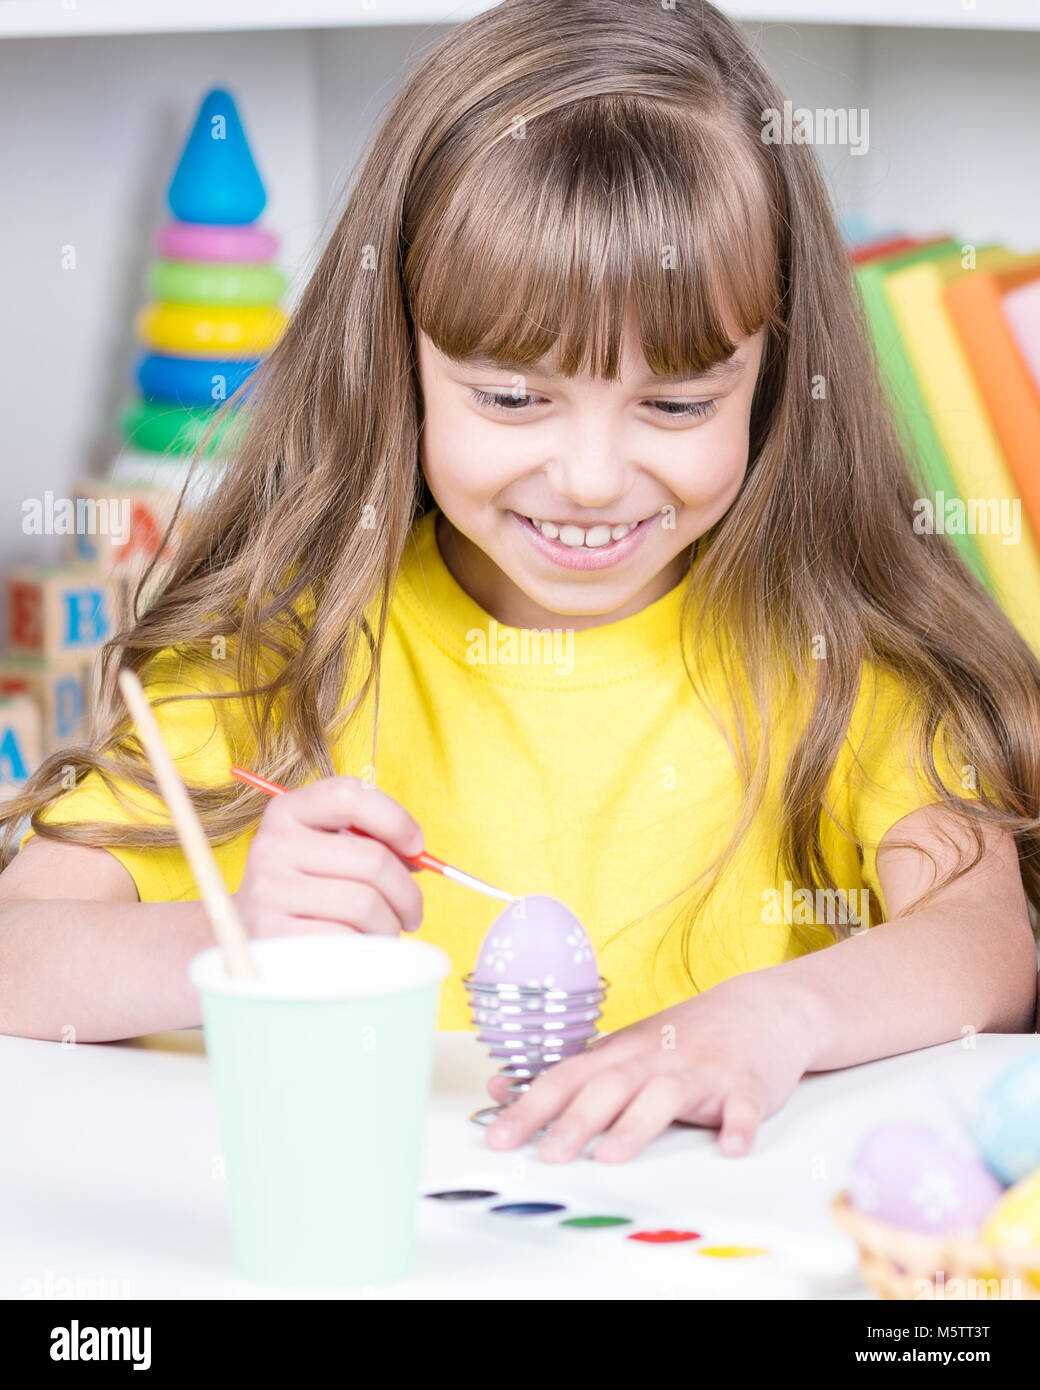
[2,0,1039,38]
[4,0,476,37]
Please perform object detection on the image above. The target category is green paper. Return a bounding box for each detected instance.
[855,239,988,586]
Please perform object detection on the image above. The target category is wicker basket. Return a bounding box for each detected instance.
[831,1191,1040,1300]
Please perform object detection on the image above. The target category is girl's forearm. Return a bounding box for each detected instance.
[768,903,1039,1072]
[0,898,213,1043]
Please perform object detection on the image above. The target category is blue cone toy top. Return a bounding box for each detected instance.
[167,87,267,226]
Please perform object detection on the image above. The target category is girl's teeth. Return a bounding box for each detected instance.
[528,517,637,548]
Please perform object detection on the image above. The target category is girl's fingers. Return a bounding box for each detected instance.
[268,875,403,936]
[259,914,364,938]
[592,1073,693,1162]
[286,826,424,931]
[266,775,425,858]
[484,1053,605,1150]
[716,1086,765,1157]
[672,1063,730,1127]
[482,1029,652,1121]
[534,1064,649,1163]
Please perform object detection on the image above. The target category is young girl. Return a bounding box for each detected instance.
[1,0,1038,1167]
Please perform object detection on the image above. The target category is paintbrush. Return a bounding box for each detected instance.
[229,764,517,905]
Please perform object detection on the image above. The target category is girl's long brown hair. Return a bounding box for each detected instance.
[5,0,1039,973]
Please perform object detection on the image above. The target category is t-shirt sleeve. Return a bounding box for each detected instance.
[826,663,978,922]
[20,652,260,903]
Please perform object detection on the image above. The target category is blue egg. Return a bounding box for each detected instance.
[971,1052,1040,1185]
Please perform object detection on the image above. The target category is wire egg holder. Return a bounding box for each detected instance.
[462,973,610,1126]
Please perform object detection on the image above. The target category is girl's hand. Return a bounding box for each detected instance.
[483,971,826,1162]
[234,775,426,940]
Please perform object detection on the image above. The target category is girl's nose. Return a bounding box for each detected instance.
[544,423,632,509]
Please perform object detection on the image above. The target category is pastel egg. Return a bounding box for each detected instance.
[980,1167,1040,1289]
[848,1122,1003,1236]
[473,894,598,991]
[971,1051,1040,1185]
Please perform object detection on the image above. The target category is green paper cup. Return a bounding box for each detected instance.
[189,933,451,1288]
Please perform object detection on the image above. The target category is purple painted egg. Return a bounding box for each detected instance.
[475,1021,599,1047]
[848,1122,1003,1236]
[473,894,598,991]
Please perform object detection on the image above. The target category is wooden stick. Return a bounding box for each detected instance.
[117,667,259,981]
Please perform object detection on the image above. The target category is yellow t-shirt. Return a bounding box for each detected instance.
[24,508,971,1030]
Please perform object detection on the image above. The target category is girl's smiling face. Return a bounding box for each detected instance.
[416,315,765,631]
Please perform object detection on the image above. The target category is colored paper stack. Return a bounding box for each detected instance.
[848,226,1040,659]
[0,88,287,802]
[116,85,287,502]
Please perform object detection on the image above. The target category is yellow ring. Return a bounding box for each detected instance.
[135,301,287,357]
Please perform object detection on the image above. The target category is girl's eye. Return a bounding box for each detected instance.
[469,389,717,420]
[649,399,716,419]
[470,388,541,412]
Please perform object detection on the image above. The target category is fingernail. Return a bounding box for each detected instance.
[490,1122,517,1143]
[720,1133,746,1155]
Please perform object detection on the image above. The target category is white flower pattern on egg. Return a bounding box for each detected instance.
[483,934,515,975]
[849,1122,1004,1235]
[565,929,593,966]
[909,1168,959,1225]
[472,895,599,992]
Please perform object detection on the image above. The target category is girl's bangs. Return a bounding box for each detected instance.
[405,96,781,380]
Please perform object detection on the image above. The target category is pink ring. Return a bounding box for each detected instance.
[156,220,279,264]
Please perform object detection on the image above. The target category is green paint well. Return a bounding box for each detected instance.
[560,1216,633,1229]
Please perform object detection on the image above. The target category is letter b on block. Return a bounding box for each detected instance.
[63,588,107,646]
[4,566,114,660]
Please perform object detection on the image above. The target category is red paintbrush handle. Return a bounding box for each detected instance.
[228,764,439,873]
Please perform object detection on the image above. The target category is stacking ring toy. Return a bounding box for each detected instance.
[134,353,260,406]
[147,259,287,307]
[135,302,287,357]
[157,221,278,264]
[119,399,244,456]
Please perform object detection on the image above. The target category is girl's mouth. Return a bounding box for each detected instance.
[507,510,657,571]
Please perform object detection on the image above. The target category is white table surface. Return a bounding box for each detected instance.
[2,1027,1038,1300]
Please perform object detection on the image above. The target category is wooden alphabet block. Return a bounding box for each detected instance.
[5,563,116,660]
[69,479,182,574]
[0,656,91,754]
[0,693,43,800]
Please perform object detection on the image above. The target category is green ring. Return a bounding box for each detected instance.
[147,259,287,307]
[119,399,244,456]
